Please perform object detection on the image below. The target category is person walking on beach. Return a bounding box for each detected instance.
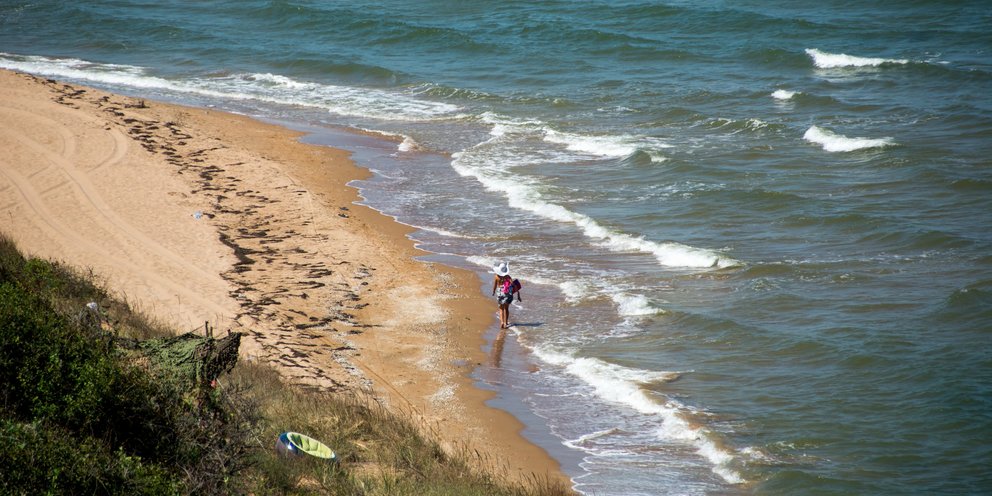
[492,262,520,329]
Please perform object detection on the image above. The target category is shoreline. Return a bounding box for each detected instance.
[0,69,568,485]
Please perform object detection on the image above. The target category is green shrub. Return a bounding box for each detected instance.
[0,281,75,420]
[0,235,260,495]
[0,420,180,495]
[22,257,64,293]
[0,281,123,434]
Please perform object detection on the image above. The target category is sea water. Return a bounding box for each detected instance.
[2,1,991,494]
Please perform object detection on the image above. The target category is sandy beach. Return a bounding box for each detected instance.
[0,69,565,484]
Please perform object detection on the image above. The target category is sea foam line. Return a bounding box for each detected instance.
[0,52,461,122]
[482,112,671,163]
[456,116,736,269]
[543,128,672,158]
[563,428,631,457]
[458,161,733,268]
[803,125,895,152]
[534,349,743,484]
[805,48,909,69]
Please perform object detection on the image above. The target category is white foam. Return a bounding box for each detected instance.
[563,428,625,454]
[611,293,666,316]
[803,125,895,152]
[464,257,493,278]
[559,280,586,302]
[478,111,546,130]
[247,72,310,89]
[535,350,680,389]
[544,129,671,158]
[570,427,622,445]
[551,274,668,312]
[647,152,668,163]
[0,53,463,122]
[350,127,422,152]
[805,48,909,69]
[397,136,420,152]
[479,111,672,160]
[712,117,770,132]
[534,348,741,483]
[771,89,797,100]
[0,52,171,89]
[745,118,768,130]
[408,223,471,239]
[453,120,736,269]
[709,117,734,129]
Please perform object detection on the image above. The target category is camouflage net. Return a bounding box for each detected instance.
[127,332,242,390]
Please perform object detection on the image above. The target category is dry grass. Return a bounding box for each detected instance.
[227,361,574,495]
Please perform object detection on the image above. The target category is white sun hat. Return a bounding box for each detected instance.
[493,262,510,276]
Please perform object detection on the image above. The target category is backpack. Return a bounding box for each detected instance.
[499,277,521,294]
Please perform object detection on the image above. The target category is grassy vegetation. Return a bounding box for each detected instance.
[0,233,572,495]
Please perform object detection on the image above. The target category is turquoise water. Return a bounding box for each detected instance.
[3,1,991,494]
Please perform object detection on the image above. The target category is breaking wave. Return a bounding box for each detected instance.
[803,125,896,152]
[805,48,910,69]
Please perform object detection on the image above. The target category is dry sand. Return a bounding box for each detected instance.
[0,69,566,484]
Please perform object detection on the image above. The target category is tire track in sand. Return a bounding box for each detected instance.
[0,104,76,208]
[0,104,127,197]
[0,102,233,322]
[0,105,224,286]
